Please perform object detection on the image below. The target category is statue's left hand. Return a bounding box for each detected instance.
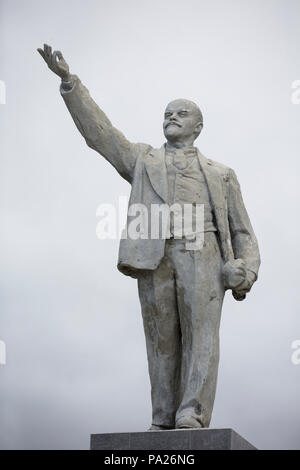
[223,260,257,301]
[233,270,256,294]
[37,44,70,81]
[223,258,247,290]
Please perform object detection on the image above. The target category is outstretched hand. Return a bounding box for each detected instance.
[37,44,70,81]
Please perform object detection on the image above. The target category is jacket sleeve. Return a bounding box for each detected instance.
[60,75,146,183]
[227,168,261,280]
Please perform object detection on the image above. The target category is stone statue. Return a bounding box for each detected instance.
[38,44,260,430]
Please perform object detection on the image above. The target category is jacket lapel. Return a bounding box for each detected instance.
[197,150,234,262]
[144,145,168,202]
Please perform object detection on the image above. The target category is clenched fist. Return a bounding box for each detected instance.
[223,258,246,289]
[223,259,256,301]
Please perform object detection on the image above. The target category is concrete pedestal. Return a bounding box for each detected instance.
[90,428,256,450]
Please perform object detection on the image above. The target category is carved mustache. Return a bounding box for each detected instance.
[165,121,182,128]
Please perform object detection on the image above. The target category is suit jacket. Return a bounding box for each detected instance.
[61,76,260,296]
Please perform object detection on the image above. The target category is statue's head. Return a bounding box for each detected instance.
[163,99,203,145]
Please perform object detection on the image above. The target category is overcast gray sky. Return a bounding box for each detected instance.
[0,0,300,450]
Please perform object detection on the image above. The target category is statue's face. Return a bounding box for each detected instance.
[163,99,202,143]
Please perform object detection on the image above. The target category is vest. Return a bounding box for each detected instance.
[165,147,216,237]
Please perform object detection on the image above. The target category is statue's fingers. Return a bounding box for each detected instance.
[55,51,63,61]
[52,50,64,67]
[237,265,246,272]
[44,44,52,58]
[236,268,246,276]
[52,51,59,67]
[234,272,245,281]
[236,264,246,272]
[37,48,45,60]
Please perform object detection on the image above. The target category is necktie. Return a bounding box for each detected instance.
[169,148,196,170]
[173,149,188,170]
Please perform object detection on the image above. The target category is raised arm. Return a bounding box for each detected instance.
[37,44,147,183]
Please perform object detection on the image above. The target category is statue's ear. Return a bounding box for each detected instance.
[194,122,203,135]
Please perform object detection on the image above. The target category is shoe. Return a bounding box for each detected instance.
[148,424,173,431]
[175,416,202,429]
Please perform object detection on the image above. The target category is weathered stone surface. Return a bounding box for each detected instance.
[90,429,256,451]
[38,44,261,430]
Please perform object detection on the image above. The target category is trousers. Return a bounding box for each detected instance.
[137,232,225,428]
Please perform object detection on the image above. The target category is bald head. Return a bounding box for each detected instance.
[166,99,203,124]
[163,99,203,146]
